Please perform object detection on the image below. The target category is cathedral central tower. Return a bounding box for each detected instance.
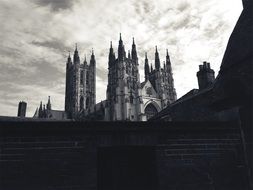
[105,34,146,121]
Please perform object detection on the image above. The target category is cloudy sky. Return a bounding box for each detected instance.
[0,0,242,117]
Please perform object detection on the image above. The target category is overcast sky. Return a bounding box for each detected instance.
[0,0,242,117]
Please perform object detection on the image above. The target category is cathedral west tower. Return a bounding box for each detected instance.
[65,45,96,119]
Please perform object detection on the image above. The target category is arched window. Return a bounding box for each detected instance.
[144,103,158,120]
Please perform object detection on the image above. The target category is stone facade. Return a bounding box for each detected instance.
[105,35,145,121]
[32,36,177,121]
[65,45,96,119]
[104,34,177,121]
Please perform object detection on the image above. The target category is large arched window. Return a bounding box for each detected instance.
[144,103,158,120]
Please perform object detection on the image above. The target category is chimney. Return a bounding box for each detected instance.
[197,62,215,90]
[17,101,27,117]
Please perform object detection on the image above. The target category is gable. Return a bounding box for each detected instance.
[141,80,158,98]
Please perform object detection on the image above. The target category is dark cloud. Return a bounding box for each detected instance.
[33,0,75,11]
[0,58,64,88]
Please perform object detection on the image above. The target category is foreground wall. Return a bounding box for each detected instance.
[0,122,250,190]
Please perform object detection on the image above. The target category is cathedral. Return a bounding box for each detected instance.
[104,34,177,121]
[33,34,177,121]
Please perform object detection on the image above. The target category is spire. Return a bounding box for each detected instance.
[47,96,51,110]
[128,50,131,59]
[84,54,87,64]
[163,61,166,70]
[67,51,71,61]
[118,33,125,61]
[67,51,72,67]
[155,46,160,70]
[109,41,115,68]
[38,101,43,118]
[144,52,150,81]
[73,43,80,64]
[120,33,122,41]
[166,49,171,66]
[131,37,138,61]
[109,41,114,54]
[90,49,96,66]
[151,63,153,72]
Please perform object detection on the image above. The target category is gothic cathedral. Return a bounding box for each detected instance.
[63,34,177,121]
[104,34,177,121]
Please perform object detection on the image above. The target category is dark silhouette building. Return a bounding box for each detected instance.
[33,96,67,120]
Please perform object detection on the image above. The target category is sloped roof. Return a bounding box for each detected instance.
[49,110,67,120]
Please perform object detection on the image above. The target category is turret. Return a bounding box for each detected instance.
[90,49,96,66]
[38,101,43,118]
[144,52,150,81]
[155,46,160,70]
[108,42,115,68]
[197,61,215,90]
[166,49,172,73]
[151,63,153,72]
[89,49,96,108]
[131,37,138,61]
[118,33,125,61]
[67,52,72,68]
[84,55,88,66]
[46,96,51,110]
[73,43,80,64]
[166,49,171,65]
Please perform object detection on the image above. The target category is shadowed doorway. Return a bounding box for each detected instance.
[97,146,158,190]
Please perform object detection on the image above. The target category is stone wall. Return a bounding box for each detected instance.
[0,122,250,190]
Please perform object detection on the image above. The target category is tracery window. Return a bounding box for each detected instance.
[144,103,158,120]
